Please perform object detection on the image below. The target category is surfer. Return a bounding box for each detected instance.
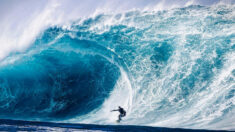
[111,106,126,122]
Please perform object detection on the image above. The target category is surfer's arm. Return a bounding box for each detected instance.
[111,109,118,112]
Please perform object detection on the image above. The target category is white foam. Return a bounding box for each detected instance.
[0,0,232,60]
[0,0,234,130]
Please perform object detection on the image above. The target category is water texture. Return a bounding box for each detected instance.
[0,5,234,130]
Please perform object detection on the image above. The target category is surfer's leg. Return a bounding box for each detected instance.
[118,114,122,121]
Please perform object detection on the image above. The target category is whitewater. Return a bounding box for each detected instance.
[0,0,234,130]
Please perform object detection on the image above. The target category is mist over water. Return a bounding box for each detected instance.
[0,0,235,130]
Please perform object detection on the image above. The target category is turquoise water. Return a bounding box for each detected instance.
[0,5,234,130]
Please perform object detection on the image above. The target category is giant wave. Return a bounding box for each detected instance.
[0,4,235,130]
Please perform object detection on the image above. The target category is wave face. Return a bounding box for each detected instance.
[0,5,235,130]
[0,37,121,120]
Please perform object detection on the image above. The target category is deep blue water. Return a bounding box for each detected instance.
[0,119,227,132]
[0,5,234,130]
[0,37,121,120]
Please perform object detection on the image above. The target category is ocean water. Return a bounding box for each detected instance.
[0,4,234,130]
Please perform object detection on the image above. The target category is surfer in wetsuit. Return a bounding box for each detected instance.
[111,106,126,122]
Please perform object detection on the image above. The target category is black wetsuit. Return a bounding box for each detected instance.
[111,107,126,121]
[118,108,126,121]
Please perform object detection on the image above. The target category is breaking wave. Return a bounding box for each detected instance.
[0,4,235,130]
